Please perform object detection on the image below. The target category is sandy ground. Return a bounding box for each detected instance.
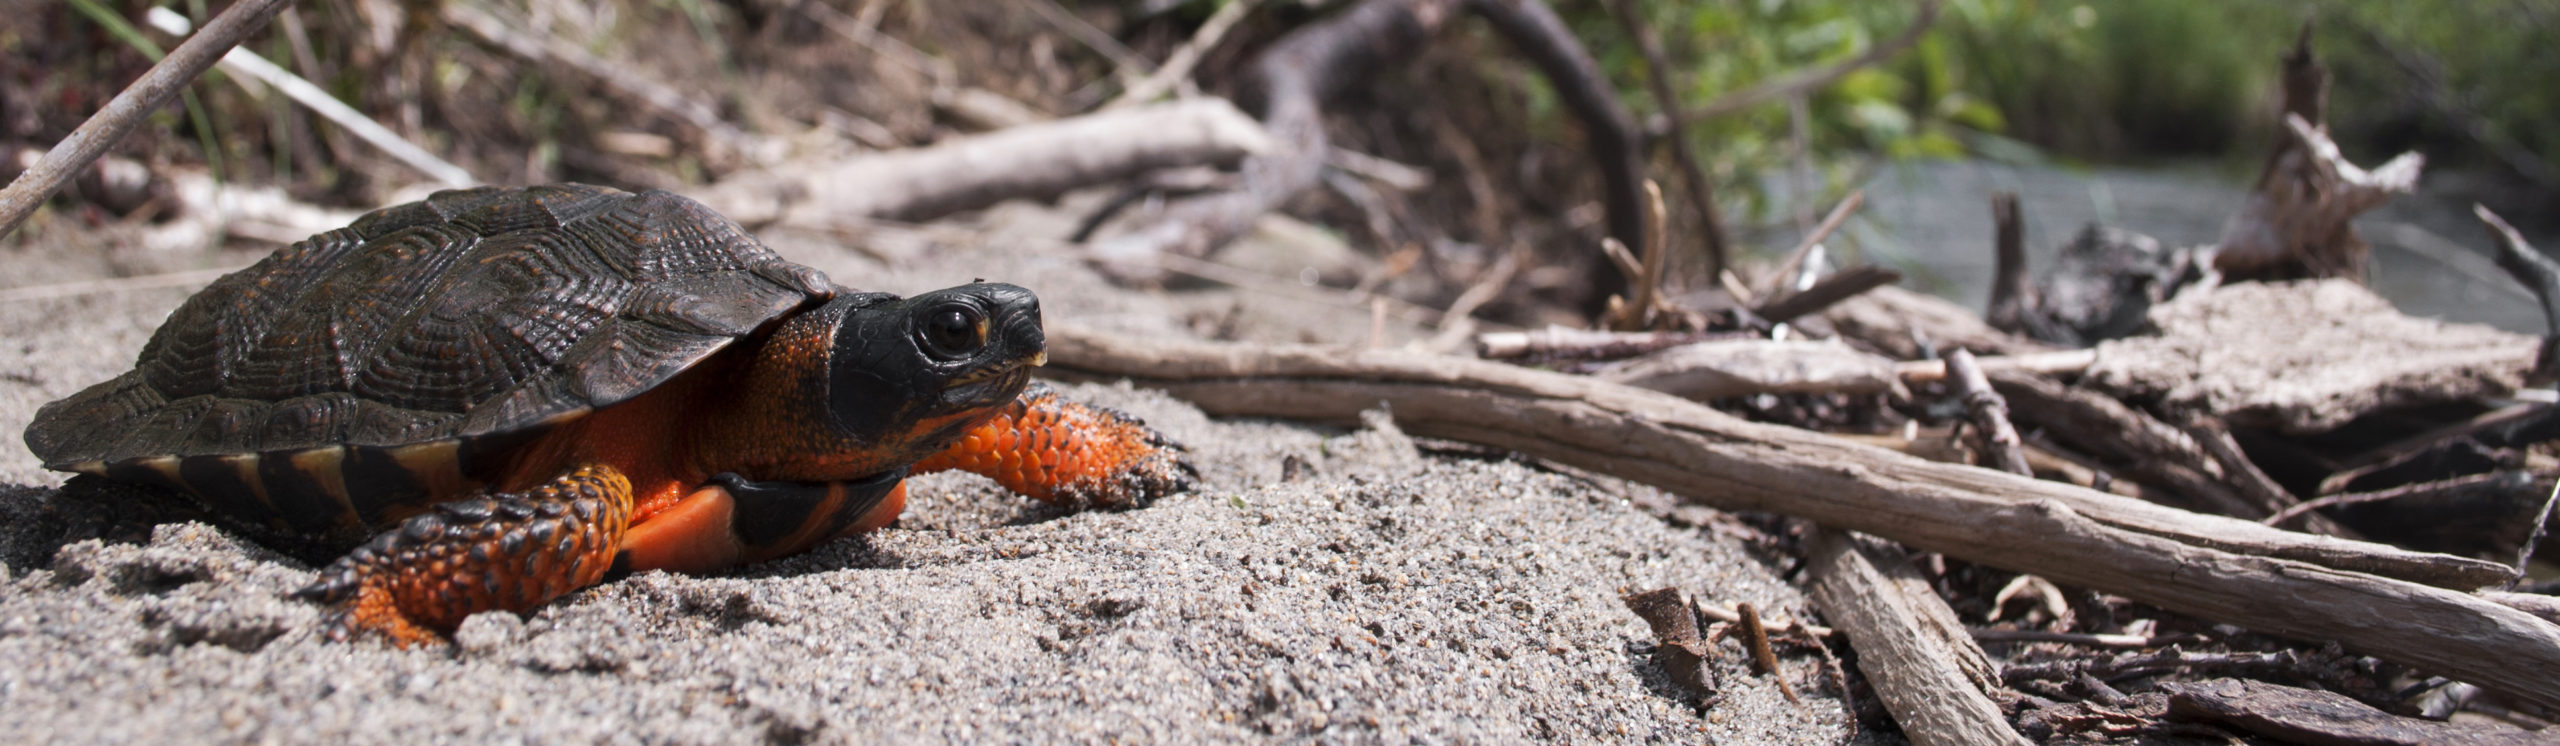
[0,199,1858,743]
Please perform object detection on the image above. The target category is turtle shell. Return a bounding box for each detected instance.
[25,184,833,540]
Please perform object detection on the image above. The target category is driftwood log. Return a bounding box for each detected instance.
[2214,28,2423,282]
[1089,0,1650,302]
[1042,327,2560,711]
[700,98,1274,227]
[2083,280,2535,434]
[1806,530,2027,746]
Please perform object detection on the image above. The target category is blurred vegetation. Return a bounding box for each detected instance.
[1568,0,2560,226]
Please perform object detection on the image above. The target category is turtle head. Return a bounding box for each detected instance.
[820,282,1044,448]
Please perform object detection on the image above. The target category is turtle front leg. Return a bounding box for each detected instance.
[294,465,633,647]
[913,382,1195,508]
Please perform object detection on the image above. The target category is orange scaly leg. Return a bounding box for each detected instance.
[913,382,1194,507]
[294,465,634,647]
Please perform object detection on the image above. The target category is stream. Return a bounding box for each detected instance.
[1817,159,2552,334]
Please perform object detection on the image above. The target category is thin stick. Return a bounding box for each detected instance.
[1427,248,1523,351]
[2264,472,2517,526]
[1020,0,1153,87]
[1107,0,1259,109]
[1892,349,2097,383]
[142,8,473,187]
[1752,264,1900,324]
[1948,350,2033,476]
[1967,628,2208,649]
[1757,189,1865,301]
[1735,602,1800,704]
[1619,180,1671,330]
[1044,331,2560,710]
[1605,0,1730,279]
[0,0,289,241]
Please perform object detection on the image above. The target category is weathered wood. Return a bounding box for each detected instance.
[1621,588,1718,702]
[2165,678,2545,746]
[1754,265,1903,325]
[0,0,290,240]
[2216,28,2425,282]
[2084,280,2535,434]
[1807,530,2027,746]
[1983,192,2035,336]
[1821,285,2056,360]
[1947,350,2031,476]
[1043,328,2560,710]
[702,99,1273,226]
[1599,339,1903,402]
[2479,205,2560,385]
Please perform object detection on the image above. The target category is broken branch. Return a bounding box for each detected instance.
[1044,329,2560,710]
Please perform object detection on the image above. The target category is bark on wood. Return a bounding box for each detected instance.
[1754,265,1902,325]
[1622,588,1718,702]
[1807,530,2028,746]
[1983,192,2033,335]
[1598,339,1903,402]
[1821,285,2056,360]
[2479,205,2560,386]
[2084,280,2535,434]
[2165,678,2547,746]
[1085,0,1461,282]
[1475,328,1749,362]
[1090,0,1650,301]
[1042,328,2560,710]
[1991,372,2357,536]
[2215,25,2424,281]
[0,0,289,240]
[1947,350,2032,476]
[701,99,1274,226]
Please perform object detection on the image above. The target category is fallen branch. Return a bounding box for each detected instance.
[2479,205,2560,385]
[702,98,1274,226]
[1599,339,1903,402]
[2214,28,2423,281]
[1044,329,2560,710]
[2166,678,2545,746]
[1752,265,1901,325]
[1475,328,1748,362]
[1105,0,1259,109]
[0,0,288,240]
[1085,0,1464,281]
[1948,350,2032,476]
[1807,529,2026,746]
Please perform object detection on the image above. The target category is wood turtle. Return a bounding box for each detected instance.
[23,184,1191,645]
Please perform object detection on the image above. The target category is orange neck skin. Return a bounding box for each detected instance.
[502,310,986,522]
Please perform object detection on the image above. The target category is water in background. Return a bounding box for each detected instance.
[1805,159,2551,334]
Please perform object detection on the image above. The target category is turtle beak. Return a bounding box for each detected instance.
[1030,351,1048,367]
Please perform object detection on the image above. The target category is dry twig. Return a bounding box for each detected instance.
[0,0,289,240]
[1044,329,2559,710]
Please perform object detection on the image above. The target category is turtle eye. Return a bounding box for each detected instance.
[919,304,983,359]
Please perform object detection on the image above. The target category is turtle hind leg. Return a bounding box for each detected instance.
[294,465,634,647]
[914,382,1196,508]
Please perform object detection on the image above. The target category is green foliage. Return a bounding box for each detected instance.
[1568,0,2560,227]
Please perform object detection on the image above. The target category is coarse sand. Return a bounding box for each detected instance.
[0,203,1861,744]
